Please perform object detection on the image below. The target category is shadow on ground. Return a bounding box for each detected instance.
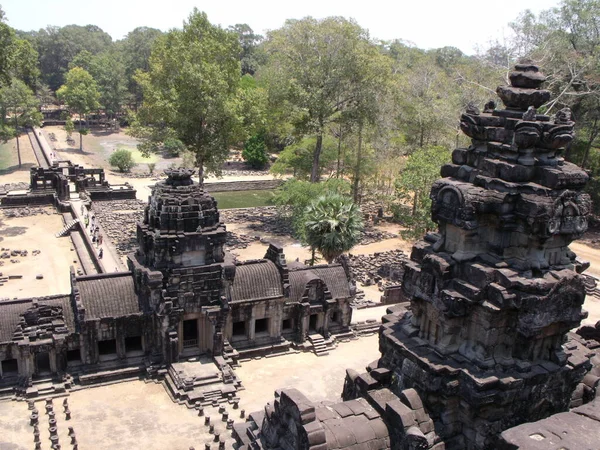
[0,163,35,175]
[0,226,28,237]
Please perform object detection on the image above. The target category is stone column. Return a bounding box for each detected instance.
[298,304,309,343]
[49,348,57,374]
[248,317,256,341]
[322,311,330,338]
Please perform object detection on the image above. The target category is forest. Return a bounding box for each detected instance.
[1,0,600,239]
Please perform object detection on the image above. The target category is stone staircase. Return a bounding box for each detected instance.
[583,274,600,299]
[307,333,330,356]
[11,374,73,401]
[55,218,79,237]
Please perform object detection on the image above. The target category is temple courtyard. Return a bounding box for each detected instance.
[0,334,379,450]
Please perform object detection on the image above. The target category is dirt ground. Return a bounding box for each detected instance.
[0,210,77,299]
[0,381,235,450]
[234,334,380,412]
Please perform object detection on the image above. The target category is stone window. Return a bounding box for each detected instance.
[282,319,293,330]
[331,311,340,324]
[255,318,269,335]
[1,359,18,377]
[232,321,246,337]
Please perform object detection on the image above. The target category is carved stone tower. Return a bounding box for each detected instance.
[379,64,593,449]
[128,169,233,360]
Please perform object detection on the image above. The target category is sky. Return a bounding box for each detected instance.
[2,0,560,54]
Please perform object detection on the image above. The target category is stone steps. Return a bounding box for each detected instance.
[55,219,80,238]
[78,365,144,385]
[307,333,333,356]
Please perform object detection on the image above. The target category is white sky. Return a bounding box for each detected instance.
[3,0,560,54]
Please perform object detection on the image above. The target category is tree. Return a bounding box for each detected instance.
[270,135,339,180]
[133,10,241,182]
[395,146,450,239]
[262,17,377,182]
[242,132,268,169]
[0,78,41,166]
[304,194,364,264]
[109,148,136,172]
[56,67,100,151]
[31,25,113,91]
[227,24,263,75]
[0,9,16,87]
[273,178,351,239]
[117,27,163,109]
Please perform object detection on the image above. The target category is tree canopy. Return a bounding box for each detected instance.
[132,9,241,181]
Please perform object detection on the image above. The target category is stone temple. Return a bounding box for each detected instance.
[233,64,600,449]
[0,168,355,397]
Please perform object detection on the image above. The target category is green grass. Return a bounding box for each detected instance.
[116,144,159,164]
[0,141,17,171]
[212,189,275,209]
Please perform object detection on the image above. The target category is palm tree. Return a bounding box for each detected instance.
[303,193,364,264]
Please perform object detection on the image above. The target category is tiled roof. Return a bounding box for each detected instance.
[0,295,73,343]
[312,266,351,299]
[230,260,283,301]
[287,265,350,302]
[77,273,141,319]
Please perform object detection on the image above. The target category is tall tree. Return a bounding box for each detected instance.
[117,27,163,109]
[0,78,41,166]
[262,17,376,182]
[0,7,16,87]
[29,24,112,90]
[133,9,241,182]
[57,67,100,151]
[395,145,450,239]
[228,24,263,75]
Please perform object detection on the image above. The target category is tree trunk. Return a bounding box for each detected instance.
[310,118,324,182]
[197,155,205,185]
[310,247,316,266]
[79,113,83,152]
[336,126,343,178]
[581,119,599,169]
[311,132,323,183]
[352,123,363,203]
[412,191,418,216]
[14,113,21,168]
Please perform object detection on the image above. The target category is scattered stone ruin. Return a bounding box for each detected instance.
[233,64,600,449]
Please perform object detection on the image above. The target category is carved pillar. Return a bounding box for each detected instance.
[298,303,310,343]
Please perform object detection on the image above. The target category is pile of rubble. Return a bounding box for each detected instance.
[358,227,398,245]
[224,231,258,250]
[93,199,145,255]
[220,207,293,236]
[221,206,398,244]
[348,250,408,286]
[1,206,54,218]
[0,182,29,195]
[0,248,41,267]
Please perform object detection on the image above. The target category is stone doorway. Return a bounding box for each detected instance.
[183,319,198,349]
[36,352,52,376]
[309,314,318,331]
